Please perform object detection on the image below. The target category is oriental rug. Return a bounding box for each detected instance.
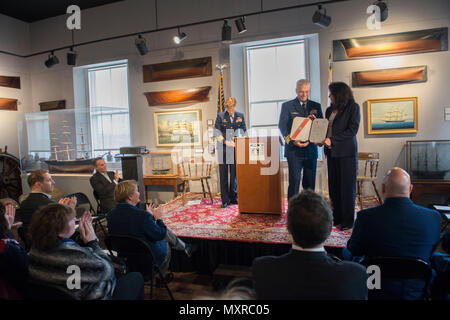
[161,193,380,248]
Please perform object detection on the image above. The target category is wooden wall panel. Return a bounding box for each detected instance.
[0,76,20,89]
[143,57,212,82]
[39,100,66,111]
[352,66,427,86]
[0,98,18,111]
[144,87,211,106]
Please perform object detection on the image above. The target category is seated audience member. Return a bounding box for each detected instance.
[107,180,195,277]
[0,202,28,299]
[28,203,144,300]
[90,158,122,214]
[431,229,450,299]
[18,169,76,231]
[346,167,441,263]
[345,167,441,300]
[252,190,367,300]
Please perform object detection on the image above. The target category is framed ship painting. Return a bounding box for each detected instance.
[154,109,202,147]
[367,97,418,134]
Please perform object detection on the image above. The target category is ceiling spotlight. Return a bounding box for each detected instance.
[67,47,77,66]
[135,34,149,55]
[373,0,388,22]
[173,28,187,44]
[312,5,331,28]
[45,51,59,68]
[235,16,247,34]
[222,20,232,43]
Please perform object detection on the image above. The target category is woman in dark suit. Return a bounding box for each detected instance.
[321,82,360,231]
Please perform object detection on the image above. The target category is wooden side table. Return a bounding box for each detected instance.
[143,175,183,202]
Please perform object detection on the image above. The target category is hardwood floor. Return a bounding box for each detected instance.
[147,272,216,300]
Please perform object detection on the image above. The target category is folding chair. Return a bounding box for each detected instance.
[65,192,107,237]
[105,233,174,300]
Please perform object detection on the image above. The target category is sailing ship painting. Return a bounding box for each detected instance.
[154,109,202,146]
[368,97,418,134]
[45,122,94,173]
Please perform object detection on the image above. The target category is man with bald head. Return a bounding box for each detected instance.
[346,167,441,263]
[345,168,441,299]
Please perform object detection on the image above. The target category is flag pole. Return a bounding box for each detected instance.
[214,64,228,198]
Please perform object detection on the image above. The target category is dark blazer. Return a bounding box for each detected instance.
[324,100,360,158]
[347,197,442,263]
[214,110,247,161]
[278,98,323,158]
[107,203,168,267]
[252,249,367,300]
[18,193,53,227]
[90,171,120,214]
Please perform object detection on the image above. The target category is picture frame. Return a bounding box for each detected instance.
[154,109,202,147]
[367,97,418,134]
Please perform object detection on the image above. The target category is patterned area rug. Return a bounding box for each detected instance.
[162,193,380,248]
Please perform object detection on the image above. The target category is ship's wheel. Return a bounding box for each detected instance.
[0,147,23,202]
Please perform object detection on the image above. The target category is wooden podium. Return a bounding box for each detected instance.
[235,136,283,214]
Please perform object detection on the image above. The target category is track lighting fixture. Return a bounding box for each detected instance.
[222,20,232,43]
[135,34,149,55]
[373,0,388,22]
[173,28,187,44]
[235,16,247,34]
[67,47,77,66]
[312,5,331,28]
[45,51,59,68]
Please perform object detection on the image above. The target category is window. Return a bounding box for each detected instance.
[25,112,50,159]
[246,40,307,138]
[87,63,131,158]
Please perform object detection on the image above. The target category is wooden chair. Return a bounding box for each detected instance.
[357,152,381,209]
[177,157,213,205]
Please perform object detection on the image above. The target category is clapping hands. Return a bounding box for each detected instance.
[225,140,235,148]
[58,196,77,208]
[114,170,120,182]
[3,202,16,230]
[146,202,163,221]
[78,211,97,244]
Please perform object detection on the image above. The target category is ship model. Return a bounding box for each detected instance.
[381,107,407,122]
[45,123,95,174]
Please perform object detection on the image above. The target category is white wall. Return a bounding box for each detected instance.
[1,0,449,200]
[0,14,31,157]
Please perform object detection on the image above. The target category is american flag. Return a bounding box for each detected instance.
[217,71,225,114]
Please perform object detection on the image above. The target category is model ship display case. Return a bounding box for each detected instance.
[405,140,450,205]
[18,107,125,173]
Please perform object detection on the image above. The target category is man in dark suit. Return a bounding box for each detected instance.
[19,170,77,227]
[252,190,367,300]
[214,97,247,208]
[18,170,76,247]
[90,158,121,214]
[345,167,442,299]
[278,79,323,200]
[346,167,441,263]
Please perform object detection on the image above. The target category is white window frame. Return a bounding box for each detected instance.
[243,39,310,159]
[86,62,132,158]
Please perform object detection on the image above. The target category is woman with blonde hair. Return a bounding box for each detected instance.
[214,97,247,208]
